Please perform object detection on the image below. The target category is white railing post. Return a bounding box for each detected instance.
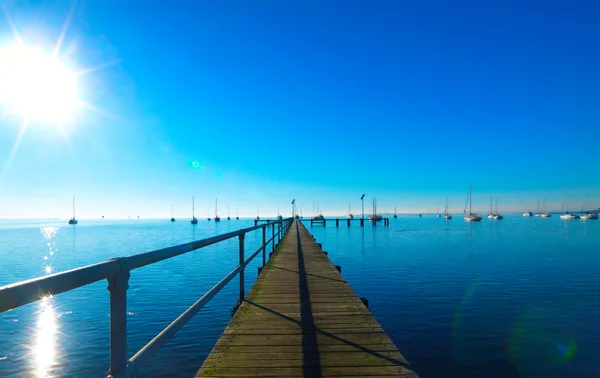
[238,233,245,302]
[107,258,130,378]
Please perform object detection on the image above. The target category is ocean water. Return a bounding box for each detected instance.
[1,216,599,377]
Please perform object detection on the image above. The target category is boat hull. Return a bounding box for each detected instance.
[560,214,579,220]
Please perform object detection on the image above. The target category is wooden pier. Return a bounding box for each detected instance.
[197,220,417,377]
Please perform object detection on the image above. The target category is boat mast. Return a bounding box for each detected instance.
[192,195,195,217]
[463,185,470,215]
[72,196,76,219]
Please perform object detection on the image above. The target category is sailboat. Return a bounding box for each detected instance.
[214,199,220,222]
[492,198,503,220]
[277,206,283,221]
[523,211,533,216]
[68,196,78,224]
[487,197,496,219]
[444,197,452,219]
[190,196,198,224]
[540,197,551,217]
[580,195,598,220]
[393,205,397,219]
[463,185,482,222]
[170,204,175,222]
[256,206,260,220]
[368,198,383,221]
[227,205,231,220]
[534,200,541,216]
[437,204,441,218]
[236,208,239,220]
[560,186,579,219]
[347,203,354,220]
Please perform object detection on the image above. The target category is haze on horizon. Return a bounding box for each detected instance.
[1,1,599,220]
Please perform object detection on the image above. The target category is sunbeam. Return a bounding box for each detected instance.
[0,118,30,189]
[51,0,78,59]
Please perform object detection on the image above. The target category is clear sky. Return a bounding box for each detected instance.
[0,0,599,219]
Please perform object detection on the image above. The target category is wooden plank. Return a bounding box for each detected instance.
[196,220,418,377]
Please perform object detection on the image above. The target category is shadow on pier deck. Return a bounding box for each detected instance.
[197,220,417,377]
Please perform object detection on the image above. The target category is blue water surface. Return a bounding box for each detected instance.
[1,215,599,377]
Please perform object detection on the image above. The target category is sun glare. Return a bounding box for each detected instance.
[0,45,77,123]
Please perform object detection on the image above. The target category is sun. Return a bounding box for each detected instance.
[0,44,77,123]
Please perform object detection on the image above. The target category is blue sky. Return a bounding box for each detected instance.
[0,0,599,218]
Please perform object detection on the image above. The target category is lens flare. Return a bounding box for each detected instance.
[186,158,207,170]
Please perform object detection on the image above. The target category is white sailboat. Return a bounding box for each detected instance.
[580,195,598,220]
[277,206,283,221]
[170,204,175,222]
[560,186,579,219]
[347,202,354,220]
[540,197,551,217]
[534,200,541,216]
[368,197,383,221]
[444,197,452,220]
[487,196,496,219]
[463,185,482,222]
[68,196,78,224]
[190,196,198,224]
[437,204,441,218]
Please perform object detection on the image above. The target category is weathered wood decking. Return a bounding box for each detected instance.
[197,220,418,377]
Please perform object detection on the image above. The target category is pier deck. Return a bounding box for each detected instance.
[197,220,417,377]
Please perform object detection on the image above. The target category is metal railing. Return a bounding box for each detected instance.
[0,218,294,377]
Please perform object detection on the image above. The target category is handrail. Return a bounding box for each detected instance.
[0,218,294,378]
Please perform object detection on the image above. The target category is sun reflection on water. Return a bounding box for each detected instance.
[34,296,58,377]
[30,226,61,376]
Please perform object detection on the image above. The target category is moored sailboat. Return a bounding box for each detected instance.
[540,197,551,217]
[580,195,598,220]
[368,198,383,221]
[444,197,452,220]
[492,198,503,220]
[190,196,198,224]
[463,185,482,222]
[170,204,175,222]
[214,199,220,222]
[68,196,78,224]
[560,186,579,219]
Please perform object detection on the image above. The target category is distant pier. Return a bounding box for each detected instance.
[308,217,390,227]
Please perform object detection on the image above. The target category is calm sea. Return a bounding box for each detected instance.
[1,216,599,377]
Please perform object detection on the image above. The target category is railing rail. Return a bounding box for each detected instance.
[0,218,294,378]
